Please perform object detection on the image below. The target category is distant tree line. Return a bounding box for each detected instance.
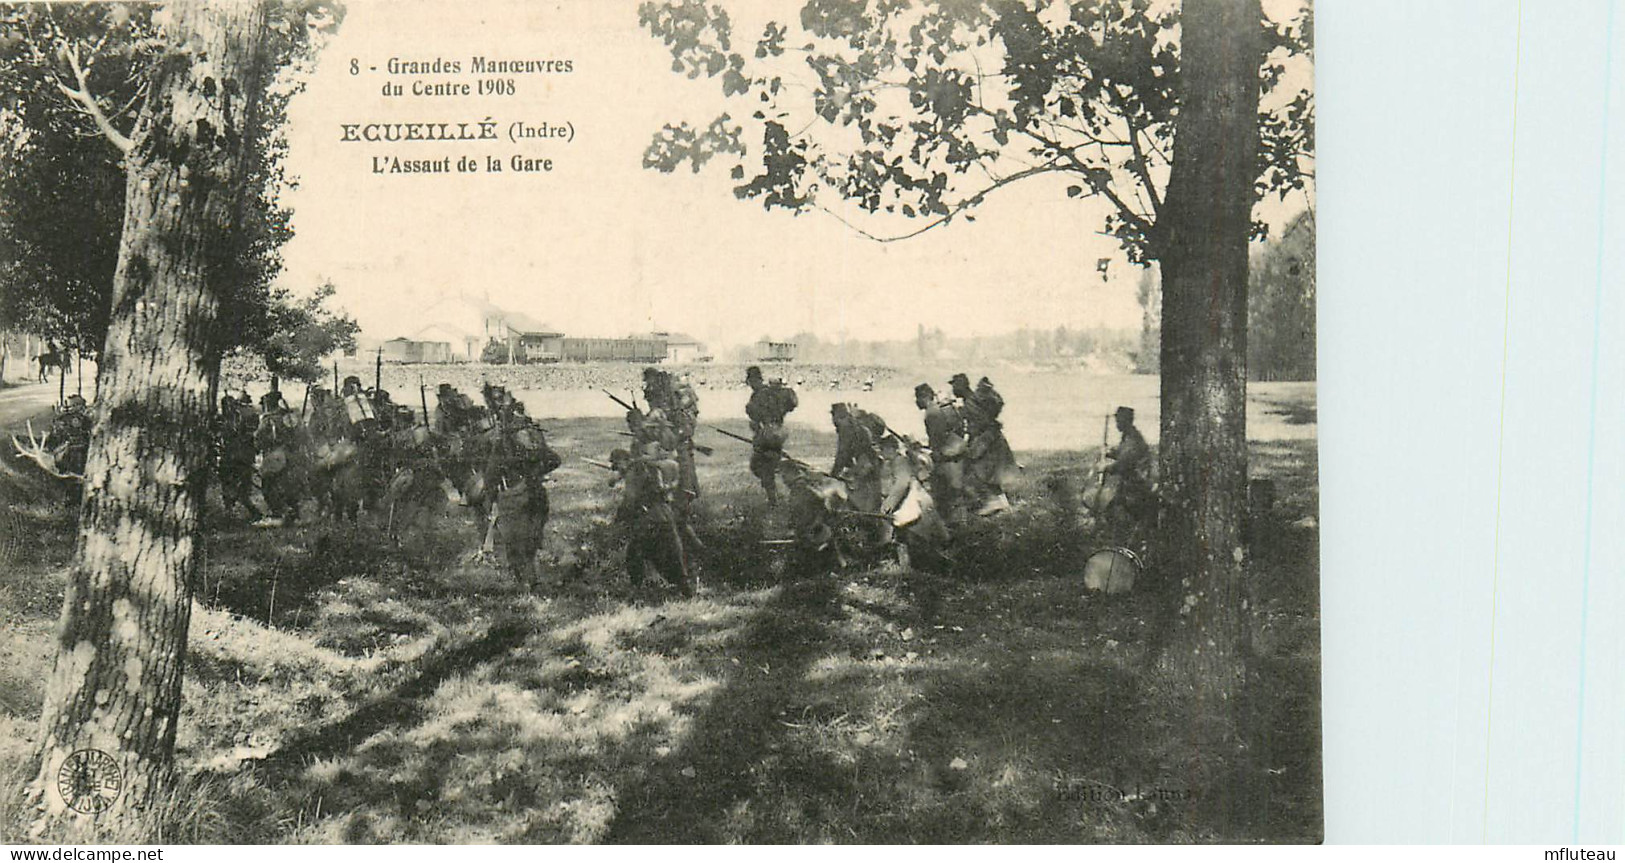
[725,325,1141,368]
[1132,210,1315,381]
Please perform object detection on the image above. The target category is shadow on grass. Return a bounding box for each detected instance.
[603,575,843,843]
[253,614,538,780]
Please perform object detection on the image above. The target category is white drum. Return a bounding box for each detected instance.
[1083,547,1141,595]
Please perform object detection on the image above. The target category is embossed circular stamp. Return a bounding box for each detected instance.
[57,748,122,815]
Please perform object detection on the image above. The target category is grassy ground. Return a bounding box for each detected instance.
[0,391,1320,844]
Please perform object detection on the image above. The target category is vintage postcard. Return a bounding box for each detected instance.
[0,0,1316,844]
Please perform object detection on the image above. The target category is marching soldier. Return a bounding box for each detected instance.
[217,393,262,521]
[255,391,311,524]
[610,441,693,596]
[951,372,1016,515]
[744,365,797,505]
[492,413,563,589]
[668,371,702,503]
[915,383,968,520]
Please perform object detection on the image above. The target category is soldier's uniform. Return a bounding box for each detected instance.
[831,403,884,519]
[46,395,93,477]
[669,374,702,504]
[1103,406,1154,531]
[952,373,1016,514]
[612,443,692,595]
[916,383,967,519]
[255,400,311,523]
[493,417,563,586]
[218,394,262,520]
[745,366,797,504]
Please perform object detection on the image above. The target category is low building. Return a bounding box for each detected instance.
[501,311,565,363]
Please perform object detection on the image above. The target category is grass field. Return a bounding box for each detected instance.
[0,378,1319,843]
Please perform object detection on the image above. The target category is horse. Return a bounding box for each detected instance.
[34,347,70,383]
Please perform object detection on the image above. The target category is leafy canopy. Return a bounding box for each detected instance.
[640,0,1312,261]
[0,1,354,379]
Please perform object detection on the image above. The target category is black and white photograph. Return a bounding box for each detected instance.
[0,0,1317,844]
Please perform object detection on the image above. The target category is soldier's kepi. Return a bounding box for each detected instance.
[744,365,798,504]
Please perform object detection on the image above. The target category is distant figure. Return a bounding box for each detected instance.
[34,343,70,383]
[744,365,797,504]
[1101,406,1155,531]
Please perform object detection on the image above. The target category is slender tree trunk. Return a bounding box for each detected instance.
[1153,0,1262,714]
[29,0,269,833]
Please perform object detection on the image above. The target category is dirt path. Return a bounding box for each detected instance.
[0,382,59,429]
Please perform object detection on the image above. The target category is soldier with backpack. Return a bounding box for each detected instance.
[744,365,797,505]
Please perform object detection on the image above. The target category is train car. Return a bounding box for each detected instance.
[755,340,798,362]
[559,337,669,364]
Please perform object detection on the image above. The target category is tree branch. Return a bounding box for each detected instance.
[818,162,1063,243]
[1123,115,1162,218]
[54,46,132,155]
[1023,125,1155,236]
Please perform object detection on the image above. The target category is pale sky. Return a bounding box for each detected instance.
[278,0,1313,351]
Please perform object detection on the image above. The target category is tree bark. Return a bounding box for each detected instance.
[1153,0,1262,713]
[29,0,269,833]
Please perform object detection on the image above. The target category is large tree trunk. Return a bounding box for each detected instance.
[29,0,269,833]
[1153,0,1262,712]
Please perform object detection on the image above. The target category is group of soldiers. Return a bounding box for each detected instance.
[21,363,1155,592]
[211,373,562,584]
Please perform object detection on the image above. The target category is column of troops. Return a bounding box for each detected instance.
[24,365,1153,592]
[211,374,562,585]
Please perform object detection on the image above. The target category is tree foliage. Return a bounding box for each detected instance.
[638,0,1312,259]
[0,2,350,375]
[1247,208,1313,380]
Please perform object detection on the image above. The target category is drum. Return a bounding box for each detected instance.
[343,393,376,424]
[1082,547,1141,595]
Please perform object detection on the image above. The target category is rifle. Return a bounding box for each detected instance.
[582,457,616,471]
[709,425,752,446]
[333,361,339,395]
[707,424,839,480]
[603,388,638,414]
[299,383,310,422]
[419,375,431,428]
[374,347,383,394]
